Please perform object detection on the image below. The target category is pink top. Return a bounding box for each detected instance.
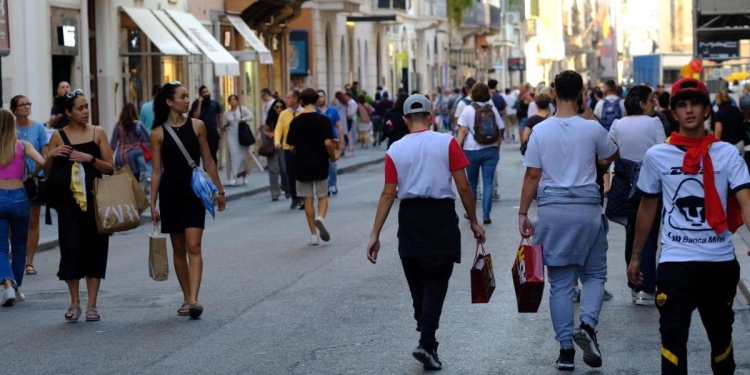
[0,141,24,179]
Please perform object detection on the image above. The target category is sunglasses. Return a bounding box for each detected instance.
[65,89,84,98]
[273,105,284,109]
[167,80,181,86]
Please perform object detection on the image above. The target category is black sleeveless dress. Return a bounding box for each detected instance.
[159,118,206,233]
[56,129,109,280]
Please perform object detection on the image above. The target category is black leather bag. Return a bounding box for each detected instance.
[237,108,256,146]
[19,142,39,201]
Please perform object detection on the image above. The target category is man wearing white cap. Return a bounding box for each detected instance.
[367,94,486,370]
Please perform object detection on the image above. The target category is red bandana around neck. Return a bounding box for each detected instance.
[666,132,743,234]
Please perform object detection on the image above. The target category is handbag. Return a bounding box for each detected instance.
[470,244,496,304]
[259,137,275,157]
[94,171,140,234]
[20,142,39,201]
[140,142,152,162]
[605,159,641,226]
[163,122,219,218]
[237,108,256,146]
[512,238,545,313]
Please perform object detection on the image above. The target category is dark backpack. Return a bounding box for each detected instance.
[470,103,500,145]
[599,99,623,130]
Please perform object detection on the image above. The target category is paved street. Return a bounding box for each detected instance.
[4,143,750,375]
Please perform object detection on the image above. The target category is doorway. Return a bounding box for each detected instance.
[51,55,73,97]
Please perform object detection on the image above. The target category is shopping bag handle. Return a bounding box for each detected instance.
[518,237,533,248]
[474,243,487,262]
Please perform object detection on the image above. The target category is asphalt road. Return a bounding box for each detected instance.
[3,144,750,375]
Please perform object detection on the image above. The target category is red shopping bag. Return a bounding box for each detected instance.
[470,244,496,304]
[512,238,545,313]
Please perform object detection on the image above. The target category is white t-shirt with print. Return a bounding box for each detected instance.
[637,142,750,263]
[523,116,618,187]
[457,101,505,151]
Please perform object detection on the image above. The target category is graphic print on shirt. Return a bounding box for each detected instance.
[668,178,711,232]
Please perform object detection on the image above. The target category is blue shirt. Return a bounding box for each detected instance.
[140,101,155,131]
[317,106,341,139]
[16,121,49,176]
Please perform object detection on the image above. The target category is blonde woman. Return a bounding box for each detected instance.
[45,90,115,322]
[0,108,44,306]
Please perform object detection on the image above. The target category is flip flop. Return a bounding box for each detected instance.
[178,302,190,316]
[85,308,100,322]
[65,304,81,322]
[25,265,37,275]
[188,303,203,319]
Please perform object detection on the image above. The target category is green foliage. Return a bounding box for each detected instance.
[447,0,473,28]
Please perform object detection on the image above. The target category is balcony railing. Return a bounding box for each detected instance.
[377,0,406,10]
[463,2,487,27]
[489,5,501,30]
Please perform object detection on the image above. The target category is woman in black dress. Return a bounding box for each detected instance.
[44,90,115,322]
[150,82,226,319]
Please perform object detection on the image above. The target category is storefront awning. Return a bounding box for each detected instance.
[164,10,241,76]
[121,7,188,55]
[226,15,273,64]
[152,10,201,55]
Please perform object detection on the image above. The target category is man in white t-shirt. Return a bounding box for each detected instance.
[629,78,750,375]
[519,70,619,371]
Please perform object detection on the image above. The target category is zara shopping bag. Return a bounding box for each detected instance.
[94,171,141,234]
[148,225,169,281]
[512,238,545,313]
[470,244,496,304]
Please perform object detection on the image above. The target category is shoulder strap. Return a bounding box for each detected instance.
[58,129,71,146]
[163,122,198,171]
[20,141,30,177]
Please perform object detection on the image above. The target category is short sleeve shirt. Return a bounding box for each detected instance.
[190,100,222,133]
[385,130,469,200]
[638,142,750,262]
[317,107,341,139]
[16,121,49,175]
[286,112,334,181]
[524,116,618,187]
[457,101,505,151]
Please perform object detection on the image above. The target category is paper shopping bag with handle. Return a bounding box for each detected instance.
[148,225,169,281]
[512,238,545,313]
[470,244,496,304]
[94,172,141,234]
[118,165,149,214]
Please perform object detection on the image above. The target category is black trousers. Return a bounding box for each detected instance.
[401,257,454,347]
[283,150,298,203]
[657,260,739,375]
[207,134,219,165]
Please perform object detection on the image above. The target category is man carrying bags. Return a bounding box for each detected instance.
[366,94,485,371]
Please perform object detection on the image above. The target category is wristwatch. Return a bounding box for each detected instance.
[217,191,226,196]
[89,156,97,164]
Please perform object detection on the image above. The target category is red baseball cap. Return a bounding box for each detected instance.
[671,78,708,97]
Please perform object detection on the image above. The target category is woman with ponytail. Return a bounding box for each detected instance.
[150,82,226,319]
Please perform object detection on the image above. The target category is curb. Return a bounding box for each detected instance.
[733,230,750,305]
[35,156,384,253]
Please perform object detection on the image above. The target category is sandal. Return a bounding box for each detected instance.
[85,308,101,322]
[188,302,204,319]
[64,304,81,322]
[25,265,37,275]
[178,302,190,316]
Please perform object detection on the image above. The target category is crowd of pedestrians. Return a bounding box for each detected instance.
[4,70,750,374]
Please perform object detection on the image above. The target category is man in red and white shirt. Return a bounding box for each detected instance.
[367,94,485,371]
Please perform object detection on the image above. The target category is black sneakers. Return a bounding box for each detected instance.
[555,348,575,371]
[412,342,442,370]
[574,323,602,368]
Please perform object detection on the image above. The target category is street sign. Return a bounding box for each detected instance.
[508,57,525,71]
[698,41,739,60]
[0,0,9,57]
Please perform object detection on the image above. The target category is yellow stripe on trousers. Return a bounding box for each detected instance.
[661,346,678,366]
[715,341,733,363]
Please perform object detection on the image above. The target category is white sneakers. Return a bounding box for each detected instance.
[14,287,24,303]
[227,178,238,186]
[307,235,319,246]
[307,217,331,246]
[2,287,16,307]
[632,290,655,306]
[315,216,330,242]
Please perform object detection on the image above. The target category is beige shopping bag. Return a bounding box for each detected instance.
[119,165,149,214]
[149,226,169,281]
[94,172,140,234]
